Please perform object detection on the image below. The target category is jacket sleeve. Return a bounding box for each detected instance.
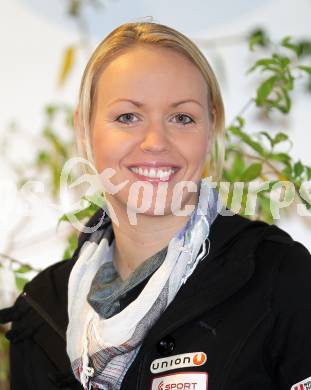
[9,333,33,390]
[0,296,43,389]
[267,240,311,390]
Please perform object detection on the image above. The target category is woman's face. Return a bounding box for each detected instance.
[90,44,214,219]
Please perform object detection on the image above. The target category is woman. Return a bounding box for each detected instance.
[1,21,311,390]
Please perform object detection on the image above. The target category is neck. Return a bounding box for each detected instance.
[108,196,198,281]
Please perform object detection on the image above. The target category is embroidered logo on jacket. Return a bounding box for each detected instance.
[151,371,208,390]
[291,376,311,390]
[151,352,207,374]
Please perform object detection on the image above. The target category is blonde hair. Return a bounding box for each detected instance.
[76,20,225,180]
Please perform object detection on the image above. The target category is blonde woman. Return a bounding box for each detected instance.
[1,21,311,390]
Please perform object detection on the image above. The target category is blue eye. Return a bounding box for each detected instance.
[173,113,195,125]
[116,113,138,124]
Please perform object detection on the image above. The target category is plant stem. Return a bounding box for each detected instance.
[0,253,41,273]
[227,97,255,128]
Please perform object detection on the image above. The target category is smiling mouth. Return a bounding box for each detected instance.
[128,166,179,181]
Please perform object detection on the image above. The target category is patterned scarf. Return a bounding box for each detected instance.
[66,178,220,389]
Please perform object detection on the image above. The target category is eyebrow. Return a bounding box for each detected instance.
[107,98,203,108]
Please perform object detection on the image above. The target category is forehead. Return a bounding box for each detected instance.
[94,45,208,106]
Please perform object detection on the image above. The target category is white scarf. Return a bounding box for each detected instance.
[66,178,220,389]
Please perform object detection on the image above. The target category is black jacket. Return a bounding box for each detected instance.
[1,210,311,390]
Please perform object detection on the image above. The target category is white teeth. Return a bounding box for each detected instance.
[130,167,176,179]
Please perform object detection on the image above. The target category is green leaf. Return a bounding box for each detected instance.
[62,232,78,259]
[231,153,245,178]
[248,58,279,73]
[82,192,106,209]
[294,161,304,177]
[272,53,290,68]
[279,88,291,113]
[222,168,231,182]
[299,40,311,57]
[36,150,51,167]
[43,127,68,158]
[281,165,293,179]
[258,194,274,223]
[0,333,9,380]
[272,132,288,146]
[15,276,28,291]
[281,36,303,57]
[248,28,269,51]
[259,131,274,147]
[58,203,100,224]
[15,264,32,274]
[283,72,294,91]
[58,192,106,225]
[256,76,278,105]
[229,126,265,156]
[299,65,311,75]
[68,0,81,17]
[269,152,291,165]
[45,105,57,120]
[236,116,245,128]
[241,163,262,181]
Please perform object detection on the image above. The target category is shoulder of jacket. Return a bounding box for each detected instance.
[0,258,72,344]
[243,220,309,268]
[250,223,311,304]
[257,222,310,258]
[209,212,293,264]
[266,234,311,305]
[212,213,308,272]
[24,257,73,299]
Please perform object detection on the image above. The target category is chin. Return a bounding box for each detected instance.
[106,184,198,222]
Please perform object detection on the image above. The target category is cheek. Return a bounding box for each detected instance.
[91,131,132,172]
[92,131,117,172]
[180,133,209,167]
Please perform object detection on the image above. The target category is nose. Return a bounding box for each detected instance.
[140,123,170,153]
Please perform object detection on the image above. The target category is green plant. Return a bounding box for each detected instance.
[221,35,311,221]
